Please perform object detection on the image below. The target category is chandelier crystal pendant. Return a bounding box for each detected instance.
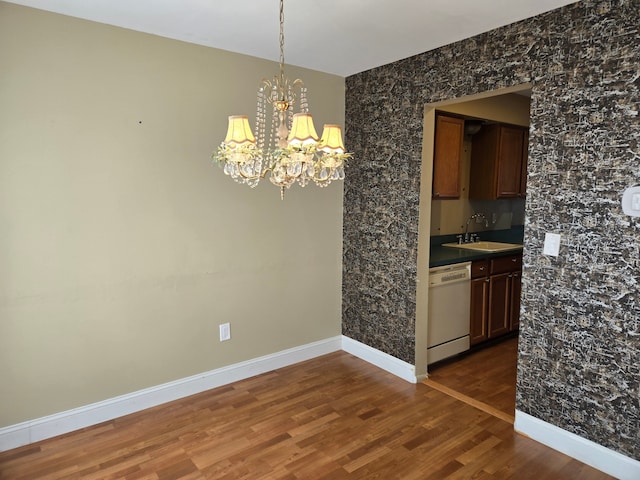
[212,0,350,200]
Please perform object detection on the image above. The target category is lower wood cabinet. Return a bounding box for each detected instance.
[470,253,522,346]
[509,264,522,331]
[470,261,490,345]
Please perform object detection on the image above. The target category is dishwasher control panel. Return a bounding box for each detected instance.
[428,262,471,287]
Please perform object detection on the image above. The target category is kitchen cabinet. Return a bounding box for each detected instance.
[520,129,529,197]
[509,262,522,331]
[432,113,464,199]
[470,253,522,346]
[470,260,490,345]
[469,123,528,199]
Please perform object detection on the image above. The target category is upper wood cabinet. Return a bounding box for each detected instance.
[432,114,464,199]
[469,123,528,199]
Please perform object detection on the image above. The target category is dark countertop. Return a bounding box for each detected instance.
[429,227,524,268]
[430,244,522,267]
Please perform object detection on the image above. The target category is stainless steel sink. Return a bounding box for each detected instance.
[442,241,523,253]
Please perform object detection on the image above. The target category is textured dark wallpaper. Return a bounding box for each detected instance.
[343,0,639,460]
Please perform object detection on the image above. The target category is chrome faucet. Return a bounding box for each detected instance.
[464,213,489,243]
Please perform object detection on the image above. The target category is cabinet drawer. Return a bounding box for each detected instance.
[471,259,489,278]
[490,254,522,274]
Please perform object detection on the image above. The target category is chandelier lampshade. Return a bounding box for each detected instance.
[288,113,319,146]
[224,115,256,147]
[212,0,350,199]
[318,125,346,153]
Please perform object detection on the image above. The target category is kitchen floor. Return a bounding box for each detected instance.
[425,335,518,422]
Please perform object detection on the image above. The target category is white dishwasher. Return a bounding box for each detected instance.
[427,261,471,365]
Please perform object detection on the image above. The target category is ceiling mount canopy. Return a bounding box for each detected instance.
[212,0,350,200]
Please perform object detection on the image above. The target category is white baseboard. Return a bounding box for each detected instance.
[341,336,417,383]
[515,410,640,480]
[0,336,342,452]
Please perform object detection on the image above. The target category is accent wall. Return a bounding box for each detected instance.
[343,0,639,460]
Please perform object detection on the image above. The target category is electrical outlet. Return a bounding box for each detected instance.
[219,323,231,342]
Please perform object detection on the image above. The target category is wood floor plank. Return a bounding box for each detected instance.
[0,351,614,479]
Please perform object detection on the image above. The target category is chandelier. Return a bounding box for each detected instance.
[212,0,350,200]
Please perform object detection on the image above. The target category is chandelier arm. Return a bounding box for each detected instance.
[236,169,268,181]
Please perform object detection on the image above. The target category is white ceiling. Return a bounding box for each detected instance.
[6,0,578,76]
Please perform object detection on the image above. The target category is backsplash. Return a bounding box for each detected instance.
[431,197,526,236]
[343,0,639,460]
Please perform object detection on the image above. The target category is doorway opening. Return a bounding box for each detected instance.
[415,85,531,422]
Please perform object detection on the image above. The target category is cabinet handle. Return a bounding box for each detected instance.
[485,278,490,283]
[479,266,485,270]
[511,258,517,262]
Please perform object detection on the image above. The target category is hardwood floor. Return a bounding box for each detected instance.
[426,335,518,423]
[0,350,612,479]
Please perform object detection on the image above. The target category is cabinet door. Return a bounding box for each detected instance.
[469,124,498,199]
[510,270,522,331]
[488,272,511,338]
[496,125,525,198]
[432,114,464,199]
[470,276,489,345]
[519,130,529,197]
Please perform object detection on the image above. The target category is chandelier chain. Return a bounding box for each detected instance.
[279,0,285,90]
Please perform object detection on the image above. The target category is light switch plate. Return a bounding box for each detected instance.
[622,186,640,217]
[543,232,561,256]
